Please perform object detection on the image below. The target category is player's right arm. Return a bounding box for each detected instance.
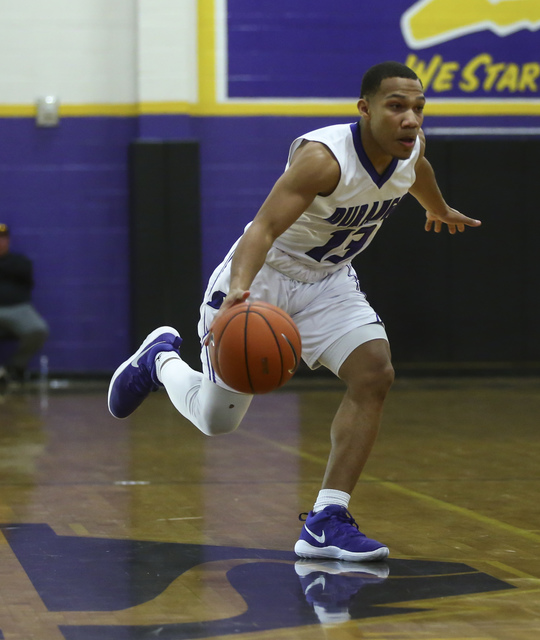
[220,141,341,311]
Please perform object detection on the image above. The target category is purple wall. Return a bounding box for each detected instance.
[1,112,537,374]
[0,114,352,374]
[0,117,136,373]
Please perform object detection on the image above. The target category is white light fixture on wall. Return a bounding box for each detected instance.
[36,96,60,127]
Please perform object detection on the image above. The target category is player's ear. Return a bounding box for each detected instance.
[357,98,370,120]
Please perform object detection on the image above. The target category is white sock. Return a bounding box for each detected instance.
[155,351,182,382]
[313,489,350,513]
[155,353,253,436]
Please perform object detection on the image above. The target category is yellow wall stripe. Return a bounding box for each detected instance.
[1,100,538,118]
[0,104,138,118]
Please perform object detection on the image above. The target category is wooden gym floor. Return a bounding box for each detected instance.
[0,374,540,639]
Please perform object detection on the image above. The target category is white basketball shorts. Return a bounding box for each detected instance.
[198,253,388,388]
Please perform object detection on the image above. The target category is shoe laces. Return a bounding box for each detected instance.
[299,508,363,534]
[336,509,361,532]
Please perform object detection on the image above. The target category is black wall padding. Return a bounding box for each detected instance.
[129,141,202,369]
[353,138,540,367]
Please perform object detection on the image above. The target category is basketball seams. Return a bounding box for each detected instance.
[250,301,302,347]
[248,310,286,387]
[209,300,301,393]
[211,307,246,380]
[244,306,255,394]
[250,302,301,369]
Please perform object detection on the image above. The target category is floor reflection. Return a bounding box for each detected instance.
[295,559,390,625]
[0,523,514,640]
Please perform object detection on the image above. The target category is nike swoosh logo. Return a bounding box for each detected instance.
[305,576,326,595]
[132,341,168,368]
[281,333,299,374]
[305,525,325,544]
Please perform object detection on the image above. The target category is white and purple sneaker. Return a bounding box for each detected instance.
[108,326,182,419]
[294,506,389,562]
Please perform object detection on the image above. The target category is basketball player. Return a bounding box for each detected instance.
[108,61,481,562]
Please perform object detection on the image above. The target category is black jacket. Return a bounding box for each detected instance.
[0,252,34,305]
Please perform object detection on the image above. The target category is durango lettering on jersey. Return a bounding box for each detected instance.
[305,197,404,264]
[327,197,403,228]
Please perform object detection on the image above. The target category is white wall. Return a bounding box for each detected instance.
[0,0,198,109]
[137,0,198,105]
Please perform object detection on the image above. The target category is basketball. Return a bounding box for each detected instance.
[208,301,302,394]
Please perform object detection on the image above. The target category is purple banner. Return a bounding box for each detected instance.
[226,0,539,109]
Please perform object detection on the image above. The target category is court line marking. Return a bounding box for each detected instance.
[68,523,89,536]
[241,431,540,546]
[484,559,537,580]
[156,516,203,521]
[365,477,540,545]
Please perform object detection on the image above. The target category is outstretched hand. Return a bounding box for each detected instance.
[425,208,481,234]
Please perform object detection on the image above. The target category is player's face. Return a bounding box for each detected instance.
[359,77,425,160]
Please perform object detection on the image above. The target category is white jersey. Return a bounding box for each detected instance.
[265,122,421,283]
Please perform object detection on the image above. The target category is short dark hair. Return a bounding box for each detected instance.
[360,61,421,98]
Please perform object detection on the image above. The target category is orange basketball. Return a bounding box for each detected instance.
[208,301,302,394]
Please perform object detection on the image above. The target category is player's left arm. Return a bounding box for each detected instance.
[409,130,482,234]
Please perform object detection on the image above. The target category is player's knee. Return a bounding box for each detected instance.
[375,360,395,395]
[198,399,248,436]
[197,378,252,436]
[363,362,394,396]
[200,416,241,437]
[344,358,394,401]
[340,341,394,397]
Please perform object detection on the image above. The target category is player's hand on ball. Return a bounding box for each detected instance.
[222,289,251,310]
[204,290,250,346]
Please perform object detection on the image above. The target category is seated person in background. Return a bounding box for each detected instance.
[0,224,49,384]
